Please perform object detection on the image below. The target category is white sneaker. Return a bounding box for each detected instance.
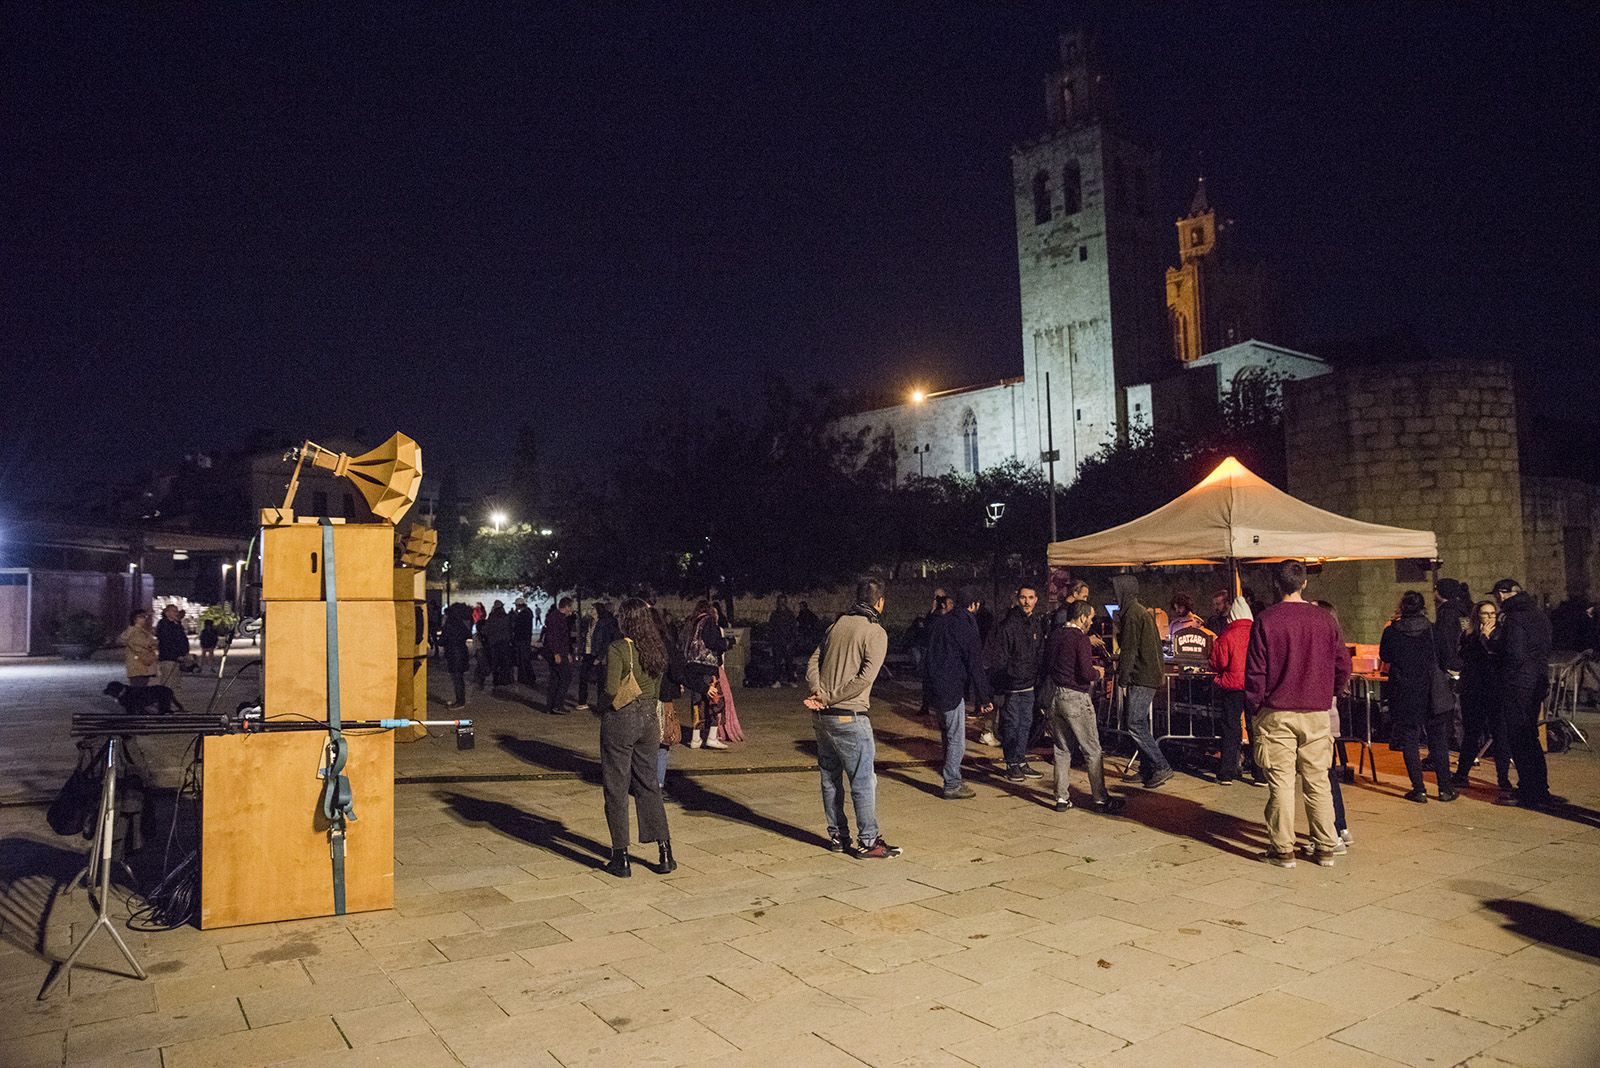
[978,731,999,747]
[1339,828,1354,846]
[689,734,703,749]
[704,730,729,750]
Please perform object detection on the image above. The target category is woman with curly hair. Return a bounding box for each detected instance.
[601,597,675,877]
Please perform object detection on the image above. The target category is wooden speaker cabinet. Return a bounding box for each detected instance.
[200,730,393,928]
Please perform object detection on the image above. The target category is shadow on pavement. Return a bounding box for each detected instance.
[1483,898,1600,960]
[0,836,82,957]
[436,791,609,869]
[495,734,603,785]
[663,773,832,851]
[1116,789,1267,861]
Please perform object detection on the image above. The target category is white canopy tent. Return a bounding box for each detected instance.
[1046,457,1437,568]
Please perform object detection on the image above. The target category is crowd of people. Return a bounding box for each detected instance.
[807,562,1562,869]
[417,563,1561,876]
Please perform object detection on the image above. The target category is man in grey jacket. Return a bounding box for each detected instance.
[805,576,900,858]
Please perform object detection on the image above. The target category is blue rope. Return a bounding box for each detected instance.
[318,519,355,915]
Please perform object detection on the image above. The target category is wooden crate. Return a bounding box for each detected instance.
[265,600,397,721]
[200,730,393,928]
[262,524,396,601]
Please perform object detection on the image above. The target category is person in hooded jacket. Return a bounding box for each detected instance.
[440,601,473,709]
[1209,595,1259,784]
[990,583,1047,782]
[1380,591,1457,803]
[1491,578,1557,807]
[480,600,514,687]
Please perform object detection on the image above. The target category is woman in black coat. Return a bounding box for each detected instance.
[1380,590,1458,803]
[1454,599,1510,790]
[441,602,473,709]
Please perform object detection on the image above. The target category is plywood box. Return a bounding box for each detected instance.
[265,600,397,721]
[200,730,393,928]
[395,600,428,658]
[396,656,426,716]
[262,524,396,601]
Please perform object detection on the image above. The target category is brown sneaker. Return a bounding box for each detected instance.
[857,837,902,859]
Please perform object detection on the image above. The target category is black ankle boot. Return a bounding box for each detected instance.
[656,841,677,875]
[605,849,631,878]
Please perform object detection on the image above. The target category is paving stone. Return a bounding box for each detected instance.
[413,987,510,1031]
[217,924,363,968]
[429,920,567,961]
[1267,1038,1411,1066]
[333,999,432,1047]
[821,1000,995,1064]
[516,929,657,975]
[1337,998,1511,1067]
[942,1010,1121,1067]
[935,969,1099,1028]
[827,958,976,1014]
[545,1015,738,1067]
[697,984,866,1049]
[1420,971,1579,1030]
[611,941,758,988]
[583,971,748,1031]
[1238,924,1378,972]
[1063,977,1221,1042]
[151,957,310,1010]
[441,1002,613,1066]
[1355,934,1506,982]
[1279,959,1438,1019]
[1192,989,1364,1056]
[1476,989,1600,1067]
[1038,943,1187,993]
[272,1033,465,1068]
[160,1015,347,1068]
[65,994,247,1060]
[1083,1024,1274,1068]
[693,1031,865,1066]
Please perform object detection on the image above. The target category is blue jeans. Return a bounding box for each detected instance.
[936,699,968,792]
[997,689,1035,767]
[1124,685,1171,776]
[814,713,879,843]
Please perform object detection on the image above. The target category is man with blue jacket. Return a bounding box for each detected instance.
[925,587,993,799]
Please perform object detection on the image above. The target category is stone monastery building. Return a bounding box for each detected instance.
[837,32,1327,485]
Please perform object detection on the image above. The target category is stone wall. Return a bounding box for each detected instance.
[1522,477,1600,604]
[1283,360,1526,643]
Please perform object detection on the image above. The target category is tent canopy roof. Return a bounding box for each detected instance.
[1046,457,1438,568]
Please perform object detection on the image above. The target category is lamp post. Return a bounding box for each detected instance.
[1041,371,1060,543]
[912,443,930,478]
[490,511,507,533]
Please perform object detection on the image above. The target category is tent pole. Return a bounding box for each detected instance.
[1230,558,1241,598]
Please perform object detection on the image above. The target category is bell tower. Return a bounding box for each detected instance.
[1165,177,1215,362]
[1013,31,1166,478]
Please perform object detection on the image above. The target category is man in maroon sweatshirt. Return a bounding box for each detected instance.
[1244,561,1352,867]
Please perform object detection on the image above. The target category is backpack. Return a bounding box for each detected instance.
[682,616,720,667]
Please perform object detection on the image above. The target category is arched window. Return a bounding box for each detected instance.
[1032,170,1052,225]
[960,410,979,474]
[1062,160,1082,215]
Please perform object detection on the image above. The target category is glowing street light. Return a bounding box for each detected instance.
[910,388,927,404]
[490,510,508,532]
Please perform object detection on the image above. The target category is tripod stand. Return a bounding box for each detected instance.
[39,736,147,999]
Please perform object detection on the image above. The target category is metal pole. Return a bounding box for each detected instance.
[1045,371,1058,543]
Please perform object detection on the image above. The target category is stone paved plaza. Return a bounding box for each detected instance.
[3,656,1600,1066]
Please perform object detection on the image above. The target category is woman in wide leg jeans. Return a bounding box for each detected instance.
[600,598,675,877]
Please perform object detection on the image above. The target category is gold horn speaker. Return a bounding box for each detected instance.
[273,432,422,525]
[399,521,438,569]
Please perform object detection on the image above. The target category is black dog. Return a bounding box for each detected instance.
[103,681,185,715]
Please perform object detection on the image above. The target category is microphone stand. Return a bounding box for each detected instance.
[39,736,148,999]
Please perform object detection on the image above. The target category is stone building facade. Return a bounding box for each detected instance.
[1522,478,1600,605]
[1283,361,1528,642]
[839,31,1323,486]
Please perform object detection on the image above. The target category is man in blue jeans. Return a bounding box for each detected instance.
[924,588,993,799]
[804,577,900,858]
[1111,574,1174,788]
[991,583,1047,782]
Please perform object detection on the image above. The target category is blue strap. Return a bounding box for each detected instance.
[317,519,355,915]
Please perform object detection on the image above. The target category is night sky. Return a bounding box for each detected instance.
[4,2,1596,505]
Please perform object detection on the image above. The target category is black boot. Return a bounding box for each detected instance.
[656,841,677,875]
[605,849,631,878]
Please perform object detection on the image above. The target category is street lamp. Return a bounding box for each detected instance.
[490,510,507,533]
[910,388,927,404]
[1041,371,1060,543]
[985,501,1006,529]
[912,443,931,478]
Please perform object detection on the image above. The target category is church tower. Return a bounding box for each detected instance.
[1165,177,1215,362]
[1013,31,1168,478]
